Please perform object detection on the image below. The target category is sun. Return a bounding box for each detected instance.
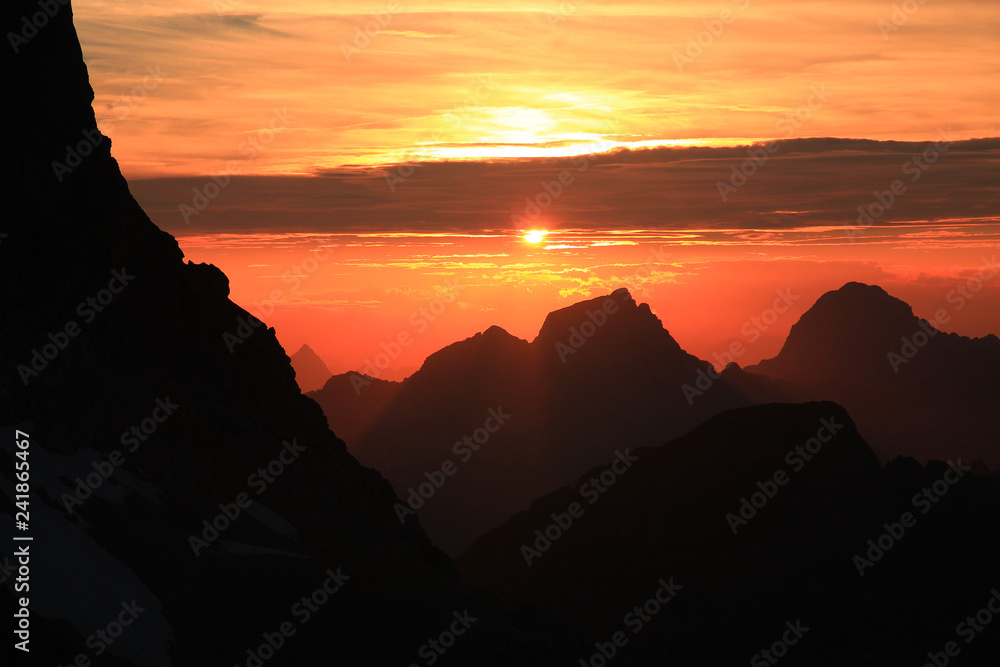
[523,230,548,244]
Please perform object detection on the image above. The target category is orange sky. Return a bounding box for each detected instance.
[173,226,1000,379]
[77,0,1000,176]
[71,0,1000,379]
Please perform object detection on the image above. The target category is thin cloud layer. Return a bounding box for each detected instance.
[131,138,1000,235]
[73,0,1000,177]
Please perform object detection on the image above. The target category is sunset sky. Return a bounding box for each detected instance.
[74,0,1000,377]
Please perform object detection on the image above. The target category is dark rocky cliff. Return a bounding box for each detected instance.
[0,2,573,664]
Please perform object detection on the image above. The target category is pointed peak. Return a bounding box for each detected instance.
[534,288,641,340]
[531,287,689,362]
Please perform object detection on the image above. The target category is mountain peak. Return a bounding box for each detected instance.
[290,343,332,392]
[829,281,913,313]
[483,324,512,337]
[533,288,638,341]
[416,324,529,378]
[1,2,571,660]
[531,287,690,365]
[751,282,922,384]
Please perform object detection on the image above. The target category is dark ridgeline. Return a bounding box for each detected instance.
[311,288,753,555]
[458,403,1000,665]
[3,1,999,665]
[745,282,1000,466]
[0,2,574,665]
[310,372,402,446]
[311,282,999,556]
[289,344,333,393]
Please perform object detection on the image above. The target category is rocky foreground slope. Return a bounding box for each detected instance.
[0,3,574,664]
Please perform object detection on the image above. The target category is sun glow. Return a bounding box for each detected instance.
[524,230,548,244]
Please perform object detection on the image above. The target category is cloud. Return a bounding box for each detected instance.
[129,138,1000,238]
[72,0,1000,177]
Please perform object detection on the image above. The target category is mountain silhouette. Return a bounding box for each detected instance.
[746,282,1000,466]
[289,344,332,392]
[0,3,575,665]
[458,402,1000,665]
[309,372,402,445]
[312,288,751,554]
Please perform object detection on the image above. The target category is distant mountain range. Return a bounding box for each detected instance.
[311,288,751,554]
[0,3,574,664]
[458,402,1000,665]
[746,282,1000,465]
[6,2,999,664]
[312,283,1000,554]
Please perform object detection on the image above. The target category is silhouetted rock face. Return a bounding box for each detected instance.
[747,282,1000,465]
[0,3,574,665]
[458,402,1000,666]
[752,282,925,385]
[533,288,687,363]
[307,372,402,445]
[289,344,332,392]
[314,287,750,555]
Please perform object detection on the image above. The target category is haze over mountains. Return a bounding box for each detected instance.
[311,282,1000,554]
[458,403,1000,665]
[289,344,332,393]
[311,288,751,554]
[4,1,999,665]
[0,3,572,664]
[748,281,1000,466]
